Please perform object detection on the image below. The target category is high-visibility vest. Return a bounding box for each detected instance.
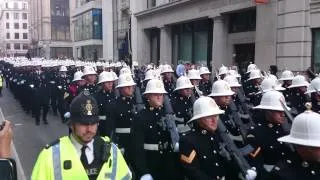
[31,136,132,180]
[0,77,2,88]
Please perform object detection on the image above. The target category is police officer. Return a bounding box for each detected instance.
[94,71,117,137]
[270,105,320,179]
[246,90,294,173]
[31,92,132,180]
[287,75,310,115]
[179,96,256,180]
[171,76,194,133]
[131,78,180,179]
[198,66,212,96]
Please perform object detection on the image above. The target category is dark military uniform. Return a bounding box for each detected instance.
[246,115,294,171]
[94,90,116,137]
[163,79,175,99]
[282,83,292,103]
[56,75,70,121]
[131,105,180,179]
[270,154,320,180]
[77,84,97,95]
[111,95,137,163]
[311,94,320,114]
[179,125,239,180]
[198,79,212,96]
[30,71,51,125]
[244,81,261,106]
[288,89,309,115]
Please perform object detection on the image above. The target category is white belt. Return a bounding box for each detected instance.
[177,124,191,133]
[143,144,159,151]
[99,116,106,120]
[228,134,243,142]
[115,128,131,134]
[263,164,275,172]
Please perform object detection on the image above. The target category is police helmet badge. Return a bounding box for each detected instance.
[85,100,93,115]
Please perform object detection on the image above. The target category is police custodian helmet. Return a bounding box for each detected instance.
[69,90,99,125]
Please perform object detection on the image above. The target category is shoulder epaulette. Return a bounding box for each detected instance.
[45,139,60,149]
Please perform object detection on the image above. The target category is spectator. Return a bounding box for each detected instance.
[0,120,13,158]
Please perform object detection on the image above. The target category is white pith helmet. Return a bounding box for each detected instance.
[161,64,174,74]
[119,67,132,76]
[188,96,225,123]
[218,65,228,76]
[59,65,67,72]
[98,71,117,84]
[224,75,241,88]
[174,76,194,91]
[209,80,235,97]
[72,71,84,82]
[278,106,320,147]
[228,69,241,78]
[287,75,309,89]
[116,74,136,88]
[246,63,258,74]
[306,77,320,94]
[258,77,285,94]
[143,79,167,95]
[199,66,211,75]
[187,69,202,80]
[82,66,97,77]
[248,69,263,81]
[253,90,290,111]
[279,70,294,81]
[144,69,157,81]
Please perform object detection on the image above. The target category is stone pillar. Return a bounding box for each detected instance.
[211,16,227,70]
[160,26,172,64]
[102,0,113,60]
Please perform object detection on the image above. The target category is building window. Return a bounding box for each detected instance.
[23,44,28,50]
[6,44,11,50]
[23,33,28,39]
[22,13,27,20]
[23,23,27,29]
[229,9,256,33]
[23,3,28,10]
[6,33,10,39]
[313,29,320,73]
[6,23,10,29]
[5,3,8,8]
[14,23,19,29]
[74,9,102,41]
[14,2,18,9]
[14,13,19,19]
[147,0,156,8]
[15,33,19,39]
[172,19,213,66]
[6,13,9,19]
[14,43,20,50]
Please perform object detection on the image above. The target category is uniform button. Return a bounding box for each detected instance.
[286,160,292,164]
[279,142,283,144]
[276,131,279,134]
[184,102,187,105]
[203,156,207,159]
[127,102,130,105]
[210,137,214,141]
[130,118,132,121]
[311,170,316,175]
[269,146,273,149]
[158,132,161,135]
[120,114,123,116]
[156,113,158,116]
[281,152,285,156]
[108,100,111,102]
[150,125,153,128]
[215,162,219,166]
[128,110,131,113]
[213,150,217,154]
[178,112,181,115]
[160,151,163,154]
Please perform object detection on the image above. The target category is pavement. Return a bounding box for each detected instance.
[0,86,68,179]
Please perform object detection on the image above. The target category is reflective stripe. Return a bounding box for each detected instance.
[99,116,107,120]
[52,144,62,180]
[143,144,159,151]
[122,172,131,180]
[115,128,131,134]
[110,143,118,179]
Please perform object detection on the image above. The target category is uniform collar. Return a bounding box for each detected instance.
[69,134,94,153]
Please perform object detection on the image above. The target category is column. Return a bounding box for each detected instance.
[211,16,227,70]
[102,0,113,60]
[160,26,172,64]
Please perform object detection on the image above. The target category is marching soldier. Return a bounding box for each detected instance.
[198,66,212,96]
[305,77,320,113]
[31,92,132,180]
[179,96,257,180]
[287,75,310,115]
[161,64,175,99]
[247,90,295,174]
[218,65,228,80]
[131,78,180,179]
[187,69,203,98]
[111,73,137,164]
[77,66,97,95]
[171,76,194,133]
[279,70,294,102]
[94,71,117,137]
[269,105,320,180]
[56,66,71,122]
[245,69,263,106]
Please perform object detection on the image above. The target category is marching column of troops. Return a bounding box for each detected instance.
[1,56,320,180]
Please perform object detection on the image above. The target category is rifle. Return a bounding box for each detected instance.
[217,120,254,178]
[158,94,181,152]
[229,101,250,142]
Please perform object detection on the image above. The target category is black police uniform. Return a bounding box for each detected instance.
[131,105,180,180]
[270,153,320,180]
[179,125,240,180]
[93,90,116,137]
